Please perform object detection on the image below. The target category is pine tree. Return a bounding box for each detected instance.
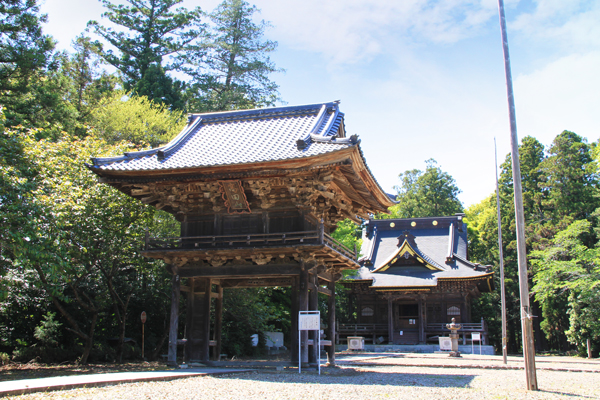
[183,0,282,112]
[88,0,204,109]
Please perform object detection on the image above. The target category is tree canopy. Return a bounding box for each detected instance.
[386,158,463,219]
[90,90,186,147]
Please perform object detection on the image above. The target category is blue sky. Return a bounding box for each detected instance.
[40,0,600,207]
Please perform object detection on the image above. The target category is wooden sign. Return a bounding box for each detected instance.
[219,180,251,213]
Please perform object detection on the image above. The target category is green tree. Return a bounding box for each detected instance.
[183,0,282,112]
[90,90,186,147]
[62,35,120,130]
[538,131,598,228]
[385,159,463,218]
[531,220,600,355]
[2,126,166,363]
[0,0,54,95]
[88,0,204,109]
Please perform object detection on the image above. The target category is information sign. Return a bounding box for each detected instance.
[298,311,321,375]
[472,332,482,355]
[299,314,320,330]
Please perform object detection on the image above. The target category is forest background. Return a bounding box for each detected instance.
[1,0,598,365]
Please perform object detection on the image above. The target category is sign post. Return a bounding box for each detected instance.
[472,332,482,355]
[141,311,147,360]
[298,311,320,374]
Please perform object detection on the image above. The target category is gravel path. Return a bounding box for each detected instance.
[7,362,599,400]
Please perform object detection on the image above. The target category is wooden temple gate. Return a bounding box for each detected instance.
[88,102,394,366]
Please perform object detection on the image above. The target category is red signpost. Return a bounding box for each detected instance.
[141,311,147,360]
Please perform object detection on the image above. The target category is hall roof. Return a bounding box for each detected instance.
[349,215,493,291]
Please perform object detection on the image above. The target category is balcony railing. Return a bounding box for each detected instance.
[144,226,357,261]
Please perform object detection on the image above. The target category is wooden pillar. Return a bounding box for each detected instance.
[308,273,318,365]
[387,297,394,344]
[462,293,468,345]
[461,293,468,323]
[167,273,180,366]
[213,283,223,361]
[327,280,336,366]
[299,264,309,363]
[290,276,299,363]
[418,296,425,344]
[422,296,428,344]
[200,278,212,362]
[184,278,195,363]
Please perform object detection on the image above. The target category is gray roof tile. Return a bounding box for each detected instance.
[89,102,356,172]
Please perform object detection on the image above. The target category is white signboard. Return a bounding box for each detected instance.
[299,314,320,330]
[439,337,452,351]
[298,311,321,375]
[472,332,482,355]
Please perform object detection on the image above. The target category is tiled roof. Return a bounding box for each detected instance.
[89,101,358,172]
[351,215,493,289]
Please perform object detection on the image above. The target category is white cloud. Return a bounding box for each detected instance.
[511,0,600,50]
[255,0,501,65]
[514,51,600,143]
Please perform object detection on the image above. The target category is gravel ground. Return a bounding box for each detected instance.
[6,362,600,400]
[338,353,600,372]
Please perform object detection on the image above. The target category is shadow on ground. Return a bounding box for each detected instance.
[212,368,475,388]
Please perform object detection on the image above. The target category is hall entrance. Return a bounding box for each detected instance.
[394,302,419,344]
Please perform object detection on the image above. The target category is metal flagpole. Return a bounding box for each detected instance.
[494,138,508,365]
[496,0,538,390]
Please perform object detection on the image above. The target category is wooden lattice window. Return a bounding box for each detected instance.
[361,306,374,317]
[447,306,461,316]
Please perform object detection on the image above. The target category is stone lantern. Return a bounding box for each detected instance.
[446,317,462,357]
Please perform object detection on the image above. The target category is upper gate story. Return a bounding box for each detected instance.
[87,101,394,271]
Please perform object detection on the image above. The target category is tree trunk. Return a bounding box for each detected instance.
[80,313,98,365]
[33,264,99,364]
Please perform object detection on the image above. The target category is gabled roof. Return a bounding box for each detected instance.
[87,101,395,215]
[89,101,359,173]
[350,215,493,291]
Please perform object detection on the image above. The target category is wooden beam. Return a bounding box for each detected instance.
[220,278,294,288]
[178,264,301,278]
[179,286,220,298]
[317,286,332,297]
[317,272,334,282]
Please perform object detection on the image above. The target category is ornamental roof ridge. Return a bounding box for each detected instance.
[189,101,339,121]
